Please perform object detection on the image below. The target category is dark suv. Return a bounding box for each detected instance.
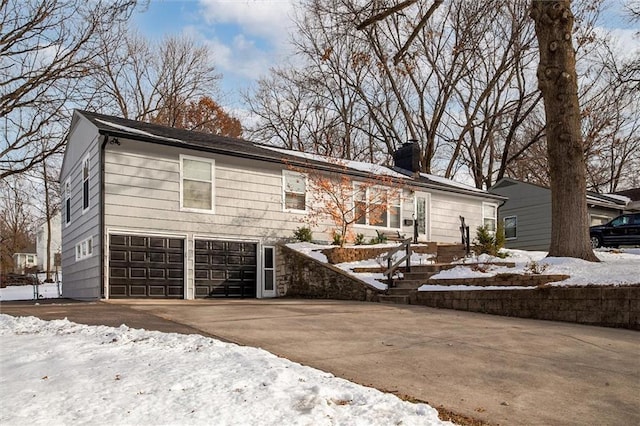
[590,212,640,248]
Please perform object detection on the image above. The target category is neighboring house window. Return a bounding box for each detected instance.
[353,185,401,229]
[75,237,93,261]
[283,171,306,211]
[27,255,35,264]
[181,156,214,211]
[65,178,71,225]
[263,246,275,293]
[82,155,90,212]
[504,216,517,239]
[483,203,497,232]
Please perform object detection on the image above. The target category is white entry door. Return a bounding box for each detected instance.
[261,246,276,298]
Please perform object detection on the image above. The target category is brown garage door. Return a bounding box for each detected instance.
[109,234,184,298]
[194,240,257,298]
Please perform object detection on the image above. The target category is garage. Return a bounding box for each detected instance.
[109,234,184,298]
[194,240,257,298]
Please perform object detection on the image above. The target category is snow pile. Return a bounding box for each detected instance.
[432,248,640,287]
[0,315,450,426]
[288,243,640,290]
[287,242,435,290]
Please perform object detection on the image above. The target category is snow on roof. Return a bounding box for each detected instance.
[601,193,631,204]
[260,146,408,179]
[94,118,184,144]
[420,173,487,193]
[586,193,629,207]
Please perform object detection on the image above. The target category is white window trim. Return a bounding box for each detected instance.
[262,246,276,298]
[282,170,307,213]
[352,184,402,230]
[180,154,215,214]
[482,202,498,233]
[504,215,517,240]
[81,154,90,214]
[64,178,71,226]
[75,236,94,261]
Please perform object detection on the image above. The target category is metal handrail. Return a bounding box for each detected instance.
[383,237,412,287]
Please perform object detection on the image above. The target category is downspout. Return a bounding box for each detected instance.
[99,134,109,299]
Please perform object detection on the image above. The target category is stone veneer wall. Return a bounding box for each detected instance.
[415,286,639,330]
[276,244,381,301]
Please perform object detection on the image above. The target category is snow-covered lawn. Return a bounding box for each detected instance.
[0,315,450,426]
[288,243,640,290]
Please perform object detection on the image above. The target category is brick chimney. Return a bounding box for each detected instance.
[393,140,420,174]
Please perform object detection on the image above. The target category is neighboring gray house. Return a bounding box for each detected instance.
[490,178,628,250]
[60,110,505,300]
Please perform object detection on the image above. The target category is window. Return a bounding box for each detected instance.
[65,178,71,225]
[263,246,275,292]
[353,185,401,229]
[27,255,35,264]
[82,156,90,212]
[181,156,214,211]
[354,184,367,225]
[504,216,517,239]
[283,171,306,211]
[483,203,497,232]
[75,237,93,261]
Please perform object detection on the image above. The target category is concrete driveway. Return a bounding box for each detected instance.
[2,299,638,425]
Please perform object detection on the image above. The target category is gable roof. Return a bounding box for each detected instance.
[75,110,503,200]
[491,177,628,209]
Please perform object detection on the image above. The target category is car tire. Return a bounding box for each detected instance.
[590,235,602,249]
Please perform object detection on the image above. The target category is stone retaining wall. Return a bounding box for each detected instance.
[427,273,570,287]
[415,286,639,330]
[320,243,437,264]
[276,244,380,301]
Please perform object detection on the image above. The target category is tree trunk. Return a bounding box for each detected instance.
[530,1,598,261]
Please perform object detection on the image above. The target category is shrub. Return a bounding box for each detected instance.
[354,233,366,245]
[524,260,548,275]
[332,231,344,246]
[293,226,313,242]
[473,224,506,257]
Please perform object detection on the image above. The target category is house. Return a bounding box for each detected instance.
[614,188,640,213]
[36,212,62,274]
[12,251,37,274]
[60,110,505,300]
[490,177,628,250]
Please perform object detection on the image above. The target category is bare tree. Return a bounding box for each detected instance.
[0,0,141,180]
[0,176,37,275]
[87,31,221,125]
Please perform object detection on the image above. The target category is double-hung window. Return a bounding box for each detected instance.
[283,171,306,211]
[181,156,214,212]
[483,203,497,232]
[82,156,90,212]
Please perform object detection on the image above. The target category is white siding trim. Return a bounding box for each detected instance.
[81,154,90,214]
[64,178,71,226]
